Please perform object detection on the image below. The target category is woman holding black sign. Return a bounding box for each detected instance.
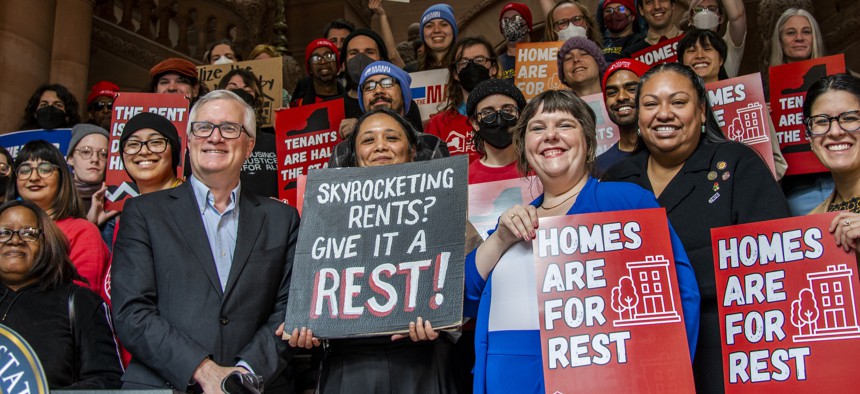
[466,89,700,393]
[284,108,478,393]
[0,200,122,389]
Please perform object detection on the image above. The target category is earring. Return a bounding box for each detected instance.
[701,125,706,134]
[637,128,641,136]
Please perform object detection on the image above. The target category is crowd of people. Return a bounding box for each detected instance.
[1,1,858,393]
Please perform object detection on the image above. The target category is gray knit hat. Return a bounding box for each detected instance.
[67,123,109,156]
[557,37,608,88]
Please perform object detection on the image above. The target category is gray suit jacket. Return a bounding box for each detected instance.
[111,182,298,391]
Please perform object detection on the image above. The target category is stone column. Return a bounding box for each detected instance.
[50,0,97,124]
[0,0,57,133]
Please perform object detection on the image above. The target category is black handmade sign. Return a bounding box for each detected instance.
[285,156,468,338]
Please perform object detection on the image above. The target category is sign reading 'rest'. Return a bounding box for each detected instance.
[712,213,860,392]
[535,208,694,393]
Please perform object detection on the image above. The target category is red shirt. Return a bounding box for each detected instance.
[468,160,520,184]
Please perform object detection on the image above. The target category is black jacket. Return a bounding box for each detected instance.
[604,140,790,393]
[0,282,123,389]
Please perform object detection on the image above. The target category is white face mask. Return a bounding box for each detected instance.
[692,9,720,31]
[213,56,235,65]
[557,24,587,42]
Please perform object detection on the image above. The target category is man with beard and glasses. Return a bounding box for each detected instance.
[291,39,344,107]
[599,0,645,63]
[498,3,533,82]
[337,29,423,140]
[596,58,650,177]
[328,61,448,167]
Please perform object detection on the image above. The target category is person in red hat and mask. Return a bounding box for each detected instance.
[291,38,344,106]
[86,81,119,130]
[498,3,533,82]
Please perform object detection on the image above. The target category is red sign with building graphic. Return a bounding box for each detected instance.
[706,73,776,177]
[468,176,542,239]
[712,213,860,392]
[769,54,845,175]
[534,208,694,393]
[275,99,343,207]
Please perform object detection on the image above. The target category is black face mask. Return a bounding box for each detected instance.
[35,106,66,129]
[457,63,491,93]
[347,53,376,86]
[477,114,516,149]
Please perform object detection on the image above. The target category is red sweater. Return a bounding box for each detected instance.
[55,217,110,297]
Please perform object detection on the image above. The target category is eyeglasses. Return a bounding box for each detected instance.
[603,5,629,15]
[16,163,59,179]
[123,137,170,155]
[74,147,108,160]
[692,6,720,14]
[0,227,42,243]
[805,111,860,136]
[362,77,398,92]
[0,164,9,177]
[309,52,337,64]
[190,121,246,139]
[553,16,585,31]
[455,56,493,71]
[90,101,113,111]
[477,107,519,124]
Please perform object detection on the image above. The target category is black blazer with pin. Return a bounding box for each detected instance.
[604,139,790,393]
[111,182,299,391]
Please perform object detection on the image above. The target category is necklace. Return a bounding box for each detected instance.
[540,188,582,210]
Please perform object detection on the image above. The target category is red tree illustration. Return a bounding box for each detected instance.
[791,289,820,335]
[611,276,639,319]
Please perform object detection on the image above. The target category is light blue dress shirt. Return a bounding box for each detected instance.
[189,175,240,291]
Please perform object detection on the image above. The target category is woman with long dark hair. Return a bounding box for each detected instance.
[19,83,81,130]
[9,140,109,297]
[603,62,790,392]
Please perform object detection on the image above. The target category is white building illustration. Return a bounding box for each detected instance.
[612,255,681,327]
[792,264,860,342]
[727,102,769,145]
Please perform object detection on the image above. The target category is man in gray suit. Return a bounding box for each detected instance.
[112,90,298,392]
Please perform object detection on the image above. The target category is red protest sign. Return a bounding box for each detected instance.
[712,213,860,392]
[275,99,343,207]
[632,35,683,66]
[535,208,694,393]
[581,93,621,156]
[707,73,776,177]
[104,93,189,211]
[769,55,845,176]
